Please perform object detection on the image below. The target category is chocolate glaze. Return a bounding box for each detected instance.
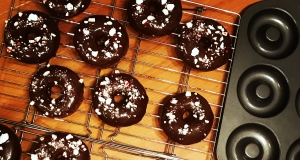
[92,73,149,127]
[29,65,84,118]
[0,123,21,160]
[73,15,129,68]
[160,92,214,145]
[41,0,91,18]
[4,10,60,64]
[127,0,182,36]
[31,132,90,160]
[177,19,232,71]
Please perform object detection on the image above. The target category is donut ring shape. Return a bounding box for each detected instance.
[177,19,232,71]
[237,65,289,118]
[31,132,90,160]
[127,0,182,36]
[92,73,149,127]
[29,65,84,118]
[42,0,91,18]
[160,92,214,145]
[73,15,129,68]
[0,123,21,160]
[226,124,280,160]
[4,10,60,64]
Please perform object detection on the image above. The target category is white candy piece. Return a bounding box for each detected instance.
[186,22,193,28]
[109,28,116,36]
[167,4,175,11]
[191,48,199,56]
[28,13,38,21]
[66,3,74,11]
[147,15,155,21]
[136,0,144,4]
[185,91,191,97]
[0,133,9,144]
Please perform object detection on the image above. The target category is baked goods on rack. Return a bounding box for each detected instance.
[0,123,21,160]
[176,19,232,71]
[92,72,149,127]
[29,65,84,118]
[4,10,60,64]
[31,132,90,160]
[41,0,91,18]
[160,91,214,145]
[127,0,182,36]
[73,15,129,68]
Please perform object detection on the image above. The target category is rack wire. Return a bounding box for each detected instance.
[0,0,240,159]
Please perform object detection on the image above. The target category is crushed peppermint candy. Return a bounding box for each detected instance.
[0,133,9,144]
[136,0,144,4]
[28,13,38,21]
[147,15,155,21]
[109,28,116,36]
[88,18,95,22]
[191,48,199,56]
[167,4,175,11]
[66,3,74,10]
[185,91,191,97]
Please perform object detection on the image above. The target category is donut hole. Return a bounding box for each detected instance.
[114,95,126,105]
[244,143,260,159]
[182,110,194,122]
[199,37,212,50]
[149,1,163,13]
[246,82,273,107]
[51,85,63,99]
[55,155,67,160]
[54,151,67,160]
[255,84,271,100]
[256,25,283,51]
[235,138,262,159]
[26,30,41,42]
[95,34,109,47]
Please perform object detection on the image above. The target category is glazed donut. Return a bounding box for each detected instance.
[177,19,232,71]
[31,132,90,160]
[92,73,149,127]
[29,65,84,118]
[73,15,129,68]
[127,0,182,36]
[0,123,21,160]
[41,0,91,18]
[160,91,214,145]
[4,10,60,64]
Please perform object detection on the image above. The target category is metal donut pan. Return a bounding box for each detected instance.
[216,0,300,160]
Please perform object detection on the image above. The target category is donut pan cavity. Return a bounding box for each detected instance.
[216,1,300,160]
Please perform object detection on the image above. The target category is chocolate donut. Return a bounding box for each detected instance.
[177,19,232,71]
[73,15,129,68]
[127,0,182,36]
[160,91,214,145]
[41,0,91,18]
[4,10,60,64]
[31,132,90,160]
[0,123,21,160]
[29,65,84,118]
[92,73,149,127]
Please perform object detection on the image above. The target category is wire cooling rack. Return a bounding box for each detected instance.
[0,0,240,159]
